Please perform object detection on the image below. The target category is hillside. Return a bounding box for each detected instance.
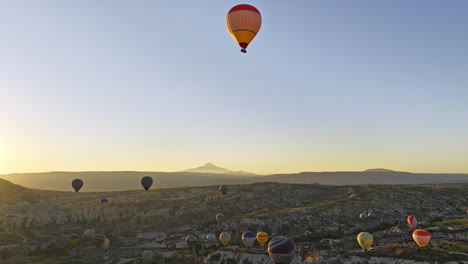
[1,168,467,192]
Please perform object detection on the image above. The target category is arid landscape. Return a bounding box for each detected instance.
[0,169,467,263]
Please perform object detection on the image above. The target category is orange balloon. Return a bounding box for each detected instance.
[226,4,262,53]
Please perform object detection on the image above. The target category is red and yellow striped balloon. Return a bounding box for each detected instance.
[226,4,262,53]
[412,229,431,248]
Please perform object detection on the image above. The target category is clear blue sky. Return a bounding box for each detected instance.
[0,0,467,174]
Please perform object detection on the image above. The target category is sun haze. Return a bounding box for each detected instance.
[0,0,467,174]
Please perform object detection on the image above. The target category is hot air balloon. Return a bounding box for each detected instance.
[0,246,10,260]
[92,234,106,248]
[216,213,225,224]
[185,235,197,247]
[84,229,95,239]
[141,176,153,192]
[359,212,367,219]
[72,179,83,193]
[407,215,418,228]
[219,232,231,246]
[142,250,155,263]
[412,229,431,248]
[367,212,375,217]
[69,234,81,248]
[242,231,256,248]
[220,185,229,195]
[268,236,296,264]
[257,232,269,247]
[100,198,109,207]
[28,241,39,252]
[206,233,217,243]
[357,232,373,251]
[226,4,262,53]
[103,239,110,250]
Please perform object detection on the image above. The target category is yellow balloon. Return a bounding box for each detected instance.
[103,239,110,250]
[219,232,231,246]
[256,232,268,247]
[226,4,262,52]
[357,232,373,250]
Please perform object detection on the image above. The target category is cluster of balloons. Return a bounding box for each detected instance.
[357,215,432,251]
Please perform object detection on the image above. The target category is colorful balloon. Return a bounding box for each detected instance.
[103,239,110,250]
[413,229,431,248]
[216,213,225,224]
[69,234,81,248]
[257,232,269,247]
[226,4,262,53]
[142,250,155,263]
[242,231,256,248]
[268,236,296,264]
[407,215,418,228]
[206,233,217,243]
[219,232,231,246]
[84,229,95,239]
[141,176,153,192]
[357,232,373,250]
[71,179,83,193]
[92,234,106,248]
[220,185,229,195]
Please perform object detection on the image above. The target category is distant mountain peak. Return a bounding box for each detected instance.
[363,168,394,173]
[184,163,256,176]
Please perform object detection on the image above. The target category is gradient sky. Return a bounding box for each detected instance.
[1,0,467,174]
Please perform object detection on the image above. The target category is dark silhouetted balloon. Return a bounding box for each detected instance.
[141,176,153,192]
[220,185,229,195]
[72,179,83,193]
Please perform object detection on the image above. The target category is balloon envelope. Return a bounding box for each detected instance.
[72,179,83,193]
[257,232,269,247]
[92,234,106,248]
[185,235,197,246]
[357,232,373,250]
[102,239,110,250]
[226,4,262,51]
[100,198,109,206]
[242,231,256,248]
[142,250,155,263]
[141,176,153,191]
[268,236,296,264]
[69,234,81,248]
[407,215,418,228]
[220,185,229,195]
[206,233,217,243]
[219,232,231,246]
[413,229,431,248]
[359,213,367,219]
[216,213,225,224]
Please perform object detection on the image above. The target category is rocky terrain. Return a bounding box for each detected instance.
[0,179,467,263]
